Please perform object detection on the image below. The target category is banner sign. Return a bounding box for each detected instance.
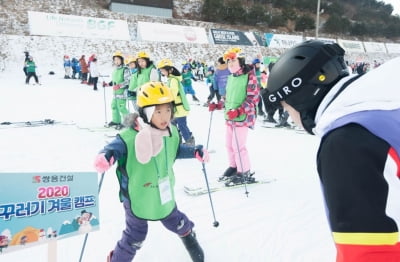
[210,29,253,46]
[28,11,131,40]
[363,42,387,53]
[337,39,365,53]
[0,172,99,254]
[265,33,303,48]
[137,21,209,44]
[110,0,173,8]
[244,32,264,46]
[385,43,400,54]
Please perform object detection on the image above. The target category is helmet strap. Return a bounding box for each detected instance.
[143,106,155,123]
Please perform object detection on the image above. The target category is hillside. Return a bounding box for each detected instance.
[0,0,397,75]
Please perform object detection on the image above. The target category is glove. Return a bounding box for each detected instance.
[102,81,108,87]
[208,102,217,112]
[94,153,114,173]
[194,145,210,163]
[227,107,245,120]
[216,101,224,110]
[127,90,136,97]
[113,84,121,90]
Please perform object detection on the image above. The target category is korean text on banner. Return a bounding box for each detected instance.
[0,172,100,254]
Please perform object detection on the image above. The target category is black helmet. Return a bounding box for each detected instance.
[267,40,349,133]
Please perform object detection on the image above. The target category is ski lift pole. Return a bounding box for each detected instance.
[78,172,106,262]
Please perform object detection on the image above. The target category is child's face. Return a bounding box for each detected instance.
[114,57,122,66]
[151,104,172,130]
[227,58,240,73]
[138,58,147,68]
[160,68,168,76]
[128,62,136,69]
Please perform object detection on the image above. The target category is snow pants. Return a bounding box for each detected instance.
[111,200,194,262]
[64,67,71,77]
[225,124,250,173]
[25,72,39,84]
[111,98,128,124]
[173,116,192,142]
[183,84,196,95]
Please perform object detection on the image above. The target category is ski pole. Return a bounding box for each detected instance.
[101,76,108,126]
[205,109,214,149]
[231,123,250,197]
[199,161,219,227]
[200,109,219,227]
[78,172,105,262]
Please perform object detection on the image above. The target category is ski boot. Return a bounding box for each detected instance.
[107,121,119,128]
[184,136,195,146]
[181,230,204,262]
[225,171,255,187]
[275,121,291,128]
[275,111,291,128]
[218,167,237,182]
[115,124,124,130]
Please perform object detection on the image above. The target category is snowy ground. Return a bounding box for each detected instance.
[0,68,336,262]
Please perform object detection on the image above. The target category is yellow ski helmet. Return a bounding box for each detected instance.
[137,51,150,59]
[223,47,244,62]
[157,58,173,69]
[125,55,137,65]
[137,81,174,108]
[113,50,124,58]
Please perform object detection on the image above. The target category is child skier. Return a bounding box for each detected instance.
[181,65,200,103]
[203,66,222,107]
[106,51,131,130]
[158,58,196,145]
[94,81,207,262]
[214,57,230,108]
[127,51,160,111]
[125,55,138,111]
[215,47,260,186]
[25,56,40,85]
[63,55,72,79]
[267,40,400,262]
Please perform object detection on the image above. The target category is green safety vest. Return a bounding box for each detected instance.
[138,65,159,89]
[224,74,248,122]
[168,75,190,111]
[112,66,127,95]
[117,126,180,220]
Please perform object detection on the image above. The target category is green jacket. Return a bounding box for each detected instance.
[181,71,194,87]
[26,61,36,73]
[224,74,248,122]
[117,126,180,220]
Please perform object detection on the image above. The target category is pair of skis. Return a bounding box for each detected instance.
[184,176,276,196]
